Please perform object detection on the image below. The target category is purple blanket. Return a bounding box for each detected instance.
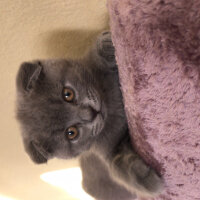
[108,1,200,199]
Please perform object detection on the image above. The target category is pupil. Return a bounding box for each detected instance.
[68,131,74,135]
[65,92,71,97]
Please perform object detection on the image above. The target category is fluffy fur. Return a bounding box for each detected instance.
[16,32,163,199]
[108,0,200,199]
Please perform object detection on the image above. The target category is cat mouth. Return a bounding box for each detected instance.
[99,102,107,121]
[91,107,105,136]
[92,114,104,136]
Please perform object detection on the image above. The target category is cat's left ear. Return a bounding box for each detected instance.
[16,61,43,93]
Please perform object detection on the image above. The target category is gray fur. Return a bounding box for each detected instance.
[16,32,163,199]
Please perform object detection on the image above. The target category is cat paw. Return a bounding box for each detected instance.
[136,166,164,197]
[97,31,116,65]
[112,154,164,197]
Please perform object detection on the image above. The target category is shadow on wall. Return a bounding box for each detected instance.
[30,12,110,59]
[36,29,109,59]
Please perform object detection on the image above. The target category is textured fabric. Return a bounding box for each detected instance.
[108,1,200,200]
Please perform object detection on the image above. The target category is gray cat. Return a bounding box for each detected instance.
[16,32,163,200]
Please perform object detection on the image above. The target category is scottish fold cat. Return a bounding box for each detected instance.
[16,32,163,199]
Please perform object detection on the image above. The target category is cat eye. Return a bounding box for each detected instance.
[62,87,75,102]
[65,127,79,140]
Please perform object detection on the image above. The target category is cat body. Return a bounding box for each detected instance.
[16,32,163,199]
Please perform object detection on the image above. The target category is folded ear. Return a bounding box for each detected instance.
[16,62,43,93]
[24,140,47,164]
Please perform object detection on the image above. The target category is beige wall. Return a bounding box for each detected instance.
[0,0,108,199]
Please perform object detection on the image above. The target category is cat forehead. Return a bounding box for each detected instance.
[40,59,85,87]
[41,59,70,80]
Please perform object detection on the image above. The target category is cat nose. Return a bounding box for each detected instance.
[78,106,98,122]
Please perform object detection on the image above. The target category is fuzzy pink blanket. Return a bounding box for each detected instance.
[108,1,200,200]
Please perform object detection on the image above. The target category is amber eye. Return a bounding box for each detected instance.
[66,127,79,140]
[62,87,74,102]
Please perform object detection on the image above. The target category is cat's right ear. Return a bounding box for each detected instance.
[16,62,43,93]
[24,140,48,164]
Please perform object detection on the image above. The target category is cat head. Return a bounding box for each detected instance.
[16,59,108,163]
